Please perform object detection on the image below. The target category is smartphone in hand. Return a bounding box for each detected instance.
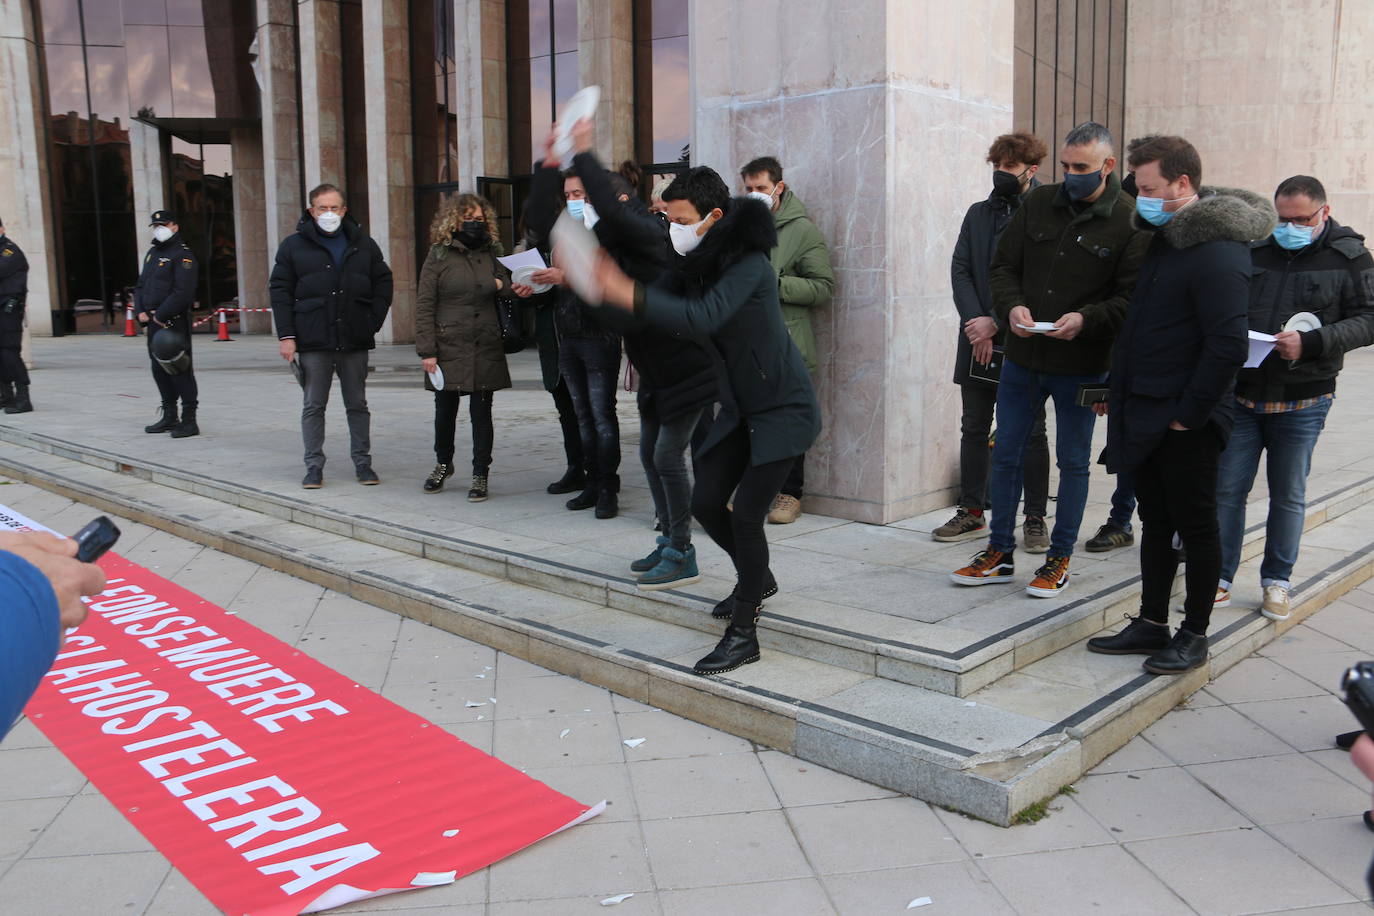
[73,516,121,563]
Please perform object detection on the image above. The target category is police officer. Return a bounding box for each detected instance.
[0,217,32,414]
[135,210,200,437]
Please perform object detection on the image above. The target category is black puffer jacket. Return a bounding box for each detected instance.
[1239,220,1374,402]
[0,234,28,304]
[135,232,198,326]
[269,214,393,352]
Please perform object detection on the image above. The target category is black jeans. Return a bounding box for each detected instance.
[434,390,494,475]
[640,407,703,551]
[780,452,805,499]
[692,423,795,605]
[959,383,1048,516]
[146,325,197,410]
[550,377,583,470]
[559,337,621,490]
[1135,426,1223,635]
[0,347,27,386]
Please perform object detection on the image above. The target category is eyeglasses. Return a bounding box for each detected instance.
[1276,208,1323,226]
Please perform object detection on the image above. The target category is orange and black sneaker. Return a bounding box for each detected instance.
[950,548,1015,586]
[1026,555,1071,597]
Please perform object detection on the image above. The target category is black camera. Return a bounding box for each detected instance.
[1340,662,1374,735]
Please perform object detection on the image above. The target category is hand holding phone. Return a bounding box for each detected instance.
[73,516,121,563]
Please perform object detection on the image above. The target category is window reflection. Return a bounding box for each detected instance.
[44,43,88,115]
[80,1,124,45]
[123,0,168,26]
[165,0,205,27]
[40,0,80,45]
[86,45,130,121]
[169,26,216,117]
[124,24,172,116]
[527,0,549,58]
[650,0,687,40]
[514,0,580,166]
[634,0,691,165]
[552,0,577,53]
[650,35,689,163]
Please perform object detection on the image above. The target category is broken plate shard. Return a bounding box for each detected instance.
[600,892,634,906]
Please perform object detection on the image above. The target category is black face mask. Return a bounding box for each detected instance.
[992,169,1025,198]
[1121,172,1138,198]
[455,220,488,248]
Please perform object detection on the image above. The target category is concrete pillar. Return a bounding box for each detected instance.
[578,0,635,165]
[298,0,345,188]
[230,127,273,334]
[1126,0,1374,235]
[362,0,415,345]
[255,0,303,259]
[693,0,1014,523]
[129,120,167,266]
[455,0,509,181]
[0,0,58,340]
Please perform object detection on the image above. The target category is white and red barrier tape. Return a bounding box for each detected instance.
[191,306,273,328]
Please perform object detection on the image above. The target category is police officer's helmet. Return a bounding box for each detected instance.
[152,329,191,375]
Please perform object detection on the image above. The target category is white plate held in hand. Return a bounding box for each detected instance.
[552,86,601,168]
[427,366,445,390]
[1017,321,1057,334]
[1283,311,1321,334]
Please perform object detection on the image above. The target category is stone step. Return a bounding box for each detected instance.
[3,433,1373,825]
[0,425,1371,699]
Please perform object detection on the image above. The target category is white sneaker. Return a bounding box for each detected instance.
[1261,584,1291,621]
[1174,586,1230,612]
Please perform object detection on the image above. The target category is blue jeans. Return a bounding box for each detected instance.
[988,359,1103,557]
[640,407,703,551]
[1217,397,1331,590]
[1108,471,1137,532]
[559,337,622,489]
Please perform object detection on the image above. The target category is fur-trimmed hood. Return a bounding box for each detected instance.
[1134,186,1277,249]
[680,196,778,285]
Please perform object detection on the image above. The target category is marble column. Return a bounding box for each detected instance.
[255,0,303,260]
[578,0,635,165]
[455,0,509,181]
[1126,0,1374,235]
[362,0,415,344]
[693,0,1013,524]
[129,119,167,265]
[230,128,273,334]
[0,0,58,340]
[298,0,345,189]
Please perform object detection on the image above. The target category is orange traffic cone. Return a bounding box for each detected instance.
[215,309,233,341]
[122,304,137,337]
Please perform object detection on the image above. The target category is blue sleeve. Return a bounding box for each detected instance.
[0,550,61,740]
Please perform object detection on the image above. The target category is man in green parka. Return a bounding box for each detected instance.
[740,156,835,524]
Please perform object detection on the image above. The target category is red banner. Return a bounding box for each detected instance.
[2,505,601,915]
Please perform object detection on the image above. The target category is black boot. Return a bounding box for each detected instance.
[5,384,33,414]
[595,488,619,519]
[566,485,598,511]
[1143,627,1209,675]
[170,406,199,438]
[695,600,761,675]
[1087,616,1171,655]
[547,465,587,495]
[144,401,178,433]
[712,570,779,618]
[0,381,13,410]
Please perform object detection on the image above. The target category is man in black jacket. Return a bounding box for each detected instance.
[136,210,199,437]
[0,218,32,414]
[270,184,393,489]
[938,131,1051,551]
[1215,175,1374,621]
[1089,136,1276,674]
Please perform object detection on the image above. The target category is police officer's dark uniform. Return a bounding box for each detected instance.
[135,210,200,437]
[0,219,32,414]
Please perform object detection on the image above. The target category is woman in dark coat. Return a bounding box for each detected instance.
[414,194,513,502]
[591,167,821,675]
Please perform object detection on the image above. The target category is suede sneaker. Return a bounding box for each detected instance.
[768,494,802,524]
[356,465,380,485]
[1085,523,1134,553]
[1087,616,1171,655]
[1022,516,1049,554]
[950,548,1015,586]
[637,545,701,591]
[1261,584,1291,621]
[933,508,987,543]
[1026,556,1070,598]
[631,536,670,573]
[301,468,323,489]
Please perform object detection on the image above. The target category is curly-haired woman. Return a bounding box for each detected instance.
[414,194,513,501]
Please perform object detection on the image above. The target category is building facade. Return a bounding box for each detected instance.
[1,0,1370,522]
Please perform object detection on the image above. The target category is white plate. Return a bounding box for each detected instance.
[427,366,445,390]
[551,86,601,167]
[551,210,604,304]
[1016,321,1057,334]
[512,264,552,294]
[1283,311,1321,334]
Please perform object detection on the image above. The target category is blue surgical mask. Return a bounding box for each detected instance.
[1062,169,1104,202]
[566,199,586,220]
[1136,192,1198,227]
[1273,222,1316,250]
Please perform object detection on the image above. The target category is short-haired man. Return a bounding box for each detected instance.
[1089,136,1275,674]
[740,156,833,525]
[938,131,1052,551]
[270,184,393,489]
[136,210,199,437]
[952,122,1149,597]
[0,217,32,414]
[1214,176,1374,619]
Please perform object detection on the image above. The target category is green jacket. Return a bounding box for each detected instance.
[771,190,834,371]
[989,172,1150,376]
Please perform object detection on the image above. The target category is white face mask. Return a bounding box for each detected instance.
[315,211,342,234]
[746,190,774,206]
[152,226,173,243]
[582,201,599,230]
[669,219,708,256]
